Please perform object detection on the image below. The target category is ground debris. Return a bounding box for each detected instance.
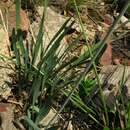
[0,26,14,101]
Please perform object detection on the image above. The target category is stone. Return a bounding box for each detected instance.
[99,65,130,106]
[0,103,17,130]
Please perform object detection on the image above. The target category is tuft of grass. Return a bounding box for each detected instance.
[11,0,130,129]
[13,0,107,129]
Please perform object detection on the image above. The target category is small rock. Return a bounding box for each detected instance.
[99,65,130,106]
[0,103,17,130]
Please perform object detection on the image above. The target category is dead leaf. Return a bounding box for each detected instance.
[99,15,113,65]
[100,43,112,65]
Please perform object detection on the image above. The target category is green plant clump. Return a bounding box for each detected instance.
[9,0,130,129]
[12,0,106,129]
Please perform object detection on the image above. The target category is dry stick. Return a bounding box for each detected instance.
[51,106,65,121]
[29,24,36,43]
[0,9,8,32]
[0,8,12,56]
[44,0,130,129]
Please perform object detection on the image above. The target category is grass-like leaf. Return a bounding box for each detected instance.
[24,116,40,130]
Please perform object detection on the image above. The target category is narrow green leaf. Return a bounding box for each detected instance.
[42,21,75,63]
[57,34,82,62]
[15,0,21,30]
[17,35,29,67]
[32,0,49,65]
[64,90,95,114]
[44,17,71,55]
[31,14,44,65]
[32,75,42,105]
[35,105,50,124]
[24,116,40,130]
[126,103,130,128]
[103,127,110,130]
[11,29,21,66]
